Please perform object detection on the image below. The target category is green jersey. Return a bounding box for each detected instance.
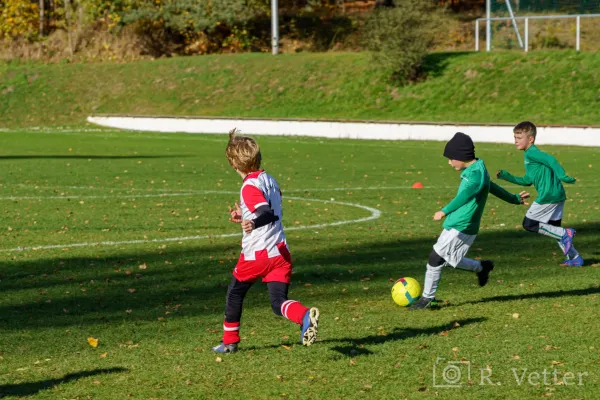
[442,159,522,235]
[497,145,575,204]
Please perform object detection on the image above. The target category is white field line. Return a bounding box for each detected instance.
[0,196,381,253]
[0,192,236,201]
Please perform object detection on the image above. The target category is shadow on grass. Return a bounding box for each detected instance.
[0,367,127,397]
[421,51,473,79]
[0,222,597,331]
[459,286,600,306]
[0,155,192,160]
[326,317,487,357]
[246,317,487,354]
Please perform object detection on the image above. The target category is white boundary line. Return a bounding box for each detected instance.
[88,116,600,147]
[0,196,381,253]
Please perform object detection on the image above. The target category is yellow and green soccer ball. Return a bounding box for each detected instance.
[391,277,421,306]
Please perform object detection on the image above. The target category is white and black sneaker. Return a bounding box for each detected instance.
[300,307,320,346]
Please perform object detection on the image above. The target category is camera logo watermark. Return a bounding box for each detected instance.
[433,358,589,388]
[433,358,472,388]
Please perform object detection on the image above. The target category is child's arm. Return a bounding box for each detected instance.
[496,169,533,186]
[228,202,242,223]
[527,150,576,184]
[240,185,279,233]
[489,182,529,204]
[439,178,480,217]
[242,205,279,233]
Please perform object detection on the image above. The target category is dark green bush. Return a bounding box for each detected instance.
[363,0,444,82]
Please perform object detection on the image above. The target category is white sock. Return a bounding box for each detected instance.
[423,263,443,299]
[456,257,483,273]
[539,223,566,240]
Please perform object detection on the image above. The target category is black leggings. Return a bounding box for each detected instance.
[522,217,562,233]
[224,276,289,323]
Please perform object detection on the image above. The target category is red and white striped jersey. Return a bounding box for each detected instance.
[239,170,287,260]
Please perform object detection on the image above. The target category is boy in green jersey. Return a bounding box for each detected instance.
[496,121,582,266]
[410,132,530,310]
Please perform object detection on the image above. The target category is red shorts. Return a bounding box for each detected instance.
[233,243,292,284]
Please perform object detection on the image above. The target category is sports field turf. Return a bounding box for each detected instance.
[0,127,599,399]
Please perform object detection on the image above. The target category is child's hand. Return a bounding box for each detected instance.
[433,211,446,221]
[241,219,255,233]
[228,202,242,223]
[518,191,530,205]
[496,170,501,178]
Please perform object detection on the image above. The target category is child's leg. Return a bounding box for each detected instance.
[267,282,309,324]
[422,250,446,299]
[455,257,483,272]
[523,216,564,238]
[523,217,578,256]
[547,219,579,259]
[222,276,254,345]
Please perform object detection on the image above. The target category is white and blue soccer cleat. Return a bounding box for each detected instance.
[560,255,584,267]
[212,342,238,353]
[300,307,319,346]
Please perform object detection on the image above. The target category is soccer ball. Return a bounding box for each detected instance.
[391,277,421,307]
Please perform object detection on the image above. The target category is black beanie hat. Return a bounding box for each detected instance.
[443,132,475,161]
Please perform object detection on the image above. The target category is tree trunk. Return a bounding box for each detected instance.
[39,0,45,36]
[64,0,74,56]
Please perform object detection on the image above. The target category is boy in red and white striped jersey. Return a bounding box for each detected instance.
[212,129,319,353]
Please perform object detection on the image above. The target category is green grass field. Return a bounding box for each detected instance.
[1,127,599,399]
[2,51,600,128]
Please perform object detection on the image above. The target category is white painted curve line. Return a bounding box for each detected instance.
[0,191,238,201]
[0,196,381,253]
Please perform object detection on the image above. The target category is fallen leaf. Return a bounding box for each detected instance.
[440,331,449,336]
[87,337,99,348]
[512,313,520,319]
[139,263,147,270]
[100,352,107,358]
[128,288,136,293]
[93,381,101,385]
[281,345,291,351]
[215,357,223,363]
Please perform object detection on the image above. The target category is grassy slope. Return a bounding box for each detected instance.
[1,51,599,128]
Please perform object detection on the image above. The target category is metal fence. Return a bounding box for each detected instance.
[475,13,600,51]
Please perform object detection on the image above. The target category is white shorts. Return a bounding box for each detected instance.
[433,228,476,268]
[525,202,564,223]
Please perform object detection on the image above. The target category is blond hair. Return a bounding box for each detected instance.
[513,121,537,139]
[225,128,262,173]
